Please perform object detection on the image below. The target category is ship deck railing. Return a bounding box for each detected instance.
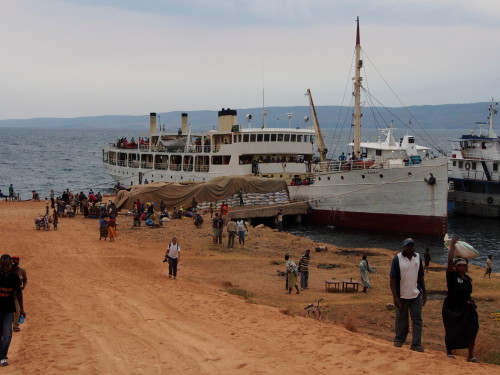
[315,159,390,173]
[451,170,500,182]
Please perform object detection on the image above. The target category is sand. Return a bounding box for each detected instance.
[2,199,498,374]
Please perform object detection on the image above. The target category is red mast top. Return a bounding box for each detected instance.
[356,16,360,46]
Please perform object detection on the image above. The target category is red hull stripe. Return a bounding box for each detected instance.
[307,209,447,236]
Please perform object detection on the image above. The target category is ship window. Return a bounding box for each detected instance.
[264,134,270,141]
[327,176,330,180]
[452,161,456,166]
[408,137,415,144]
[341,176,344,180]
[472,162,477,170]
[257,134,263,142]
[284,134,290,142]
[458,161,463,168]
[278,134,284,141]
[376,149,382,156]
[482,142,486,149]
[212,156,223,165]
[380,174,383,178]
[238,134,242,142]
[243,134,249,142]
[291,134,296,142]
[310,135,315,143]
[362,175,365,179]
[297,135,302,142]
[271,134,277,141]
[493,163,498,171]
[250,134,256,142]
[234,135,238,143]
[304,135,309,142]
[318,177,321,181]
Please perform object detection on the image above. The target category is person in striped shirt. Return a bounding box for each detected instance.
[298,250,311,290]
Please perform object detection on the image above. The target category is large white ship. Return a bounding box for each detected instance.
[102,18,448,235]
[448,100,500,217]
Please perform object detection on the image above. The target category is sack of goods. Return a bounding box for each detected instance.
[443,234,479,258]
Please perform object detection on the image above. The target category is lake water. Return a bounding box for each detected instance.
[0,126,496,266]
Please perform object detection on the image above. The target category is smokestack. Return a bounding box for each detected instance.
[181,113,188,134]
[150,112,156,135]
[218,108,237,132]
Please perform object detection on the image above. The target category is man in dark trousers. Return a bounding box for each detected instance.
[390,238,427,352]
[10,257,27,332]
[164,237,181,279]
[298,250,311,290]
[0,254,26,366]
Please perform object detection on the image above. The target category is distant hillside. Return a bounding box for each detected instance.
[0,102,493,130]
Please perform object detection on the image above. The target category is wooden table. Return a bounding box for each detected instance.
[324,279,342,293]
[342,278,359,293]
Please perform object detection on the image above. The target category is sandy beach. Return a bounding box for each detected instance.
[1,199,498,374]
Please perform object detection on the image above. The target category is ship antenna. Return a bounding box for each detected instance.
[262,57,267,128]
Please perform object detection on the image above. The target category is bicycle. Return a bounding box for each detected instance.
[304,298,327,322]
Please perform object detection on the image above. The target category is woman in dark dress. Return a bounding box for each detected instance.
[442,238,479,362]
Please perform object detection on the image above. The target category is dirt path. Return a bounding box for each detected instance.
[1,200,497,374]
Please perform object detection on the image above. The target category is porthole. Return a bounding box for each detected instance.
[341,176,344,180]
[318,177,321,181]
[380,174,384,178]
[362,175,365,179]
[327,177,330,180]
[408,172,412,176]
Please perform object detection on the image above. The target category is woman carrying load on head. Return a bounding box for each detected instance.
[442,238,479,362]
[107,215,118,242]
[99,215,108,241]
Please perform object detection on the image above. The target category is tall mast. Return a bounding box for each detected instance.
[353,16,362,159]
[306,89,327,163]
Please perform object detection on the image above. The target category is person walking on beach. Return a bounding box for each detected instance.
[442,238,479,362]
[8,185,14,202]
[10,257,27,333]
[359,255,375,293]
[0,254,26,366]
[226,219,237,248]
[390,238,427,352]
[484,255,493,278]
[298,250,311,290]
[212,213,222,245]
[107,215,118,242]
[236,219,248,246]
[285,254,300,295]
[164,237,181,279]
[99,215,108,240]
[424,248,431,273]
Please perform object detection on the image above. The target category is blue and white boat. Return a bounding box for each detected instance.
[448,100,500,217]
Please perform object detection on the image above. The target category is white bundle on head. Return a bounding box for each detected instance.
[444,234,479,259]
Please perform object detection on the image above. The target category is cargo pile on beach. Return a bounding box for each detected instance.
[1,198,498,374]
[197,189,290,209]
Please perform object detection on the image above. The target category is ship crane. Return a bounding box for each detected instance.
[306,89,327,163]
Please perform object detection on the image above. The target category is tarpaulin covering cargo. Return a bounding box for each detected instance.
[114,176,289,210]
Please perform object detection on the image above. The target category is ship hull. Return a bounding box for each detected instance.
[290,158,448,235]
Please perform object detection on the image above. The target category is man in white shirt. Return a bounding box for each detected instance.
[390,238,427,352]
[164,237,181,279]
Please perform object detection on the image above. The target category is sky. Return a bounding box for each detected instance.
[1,0,499,120]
